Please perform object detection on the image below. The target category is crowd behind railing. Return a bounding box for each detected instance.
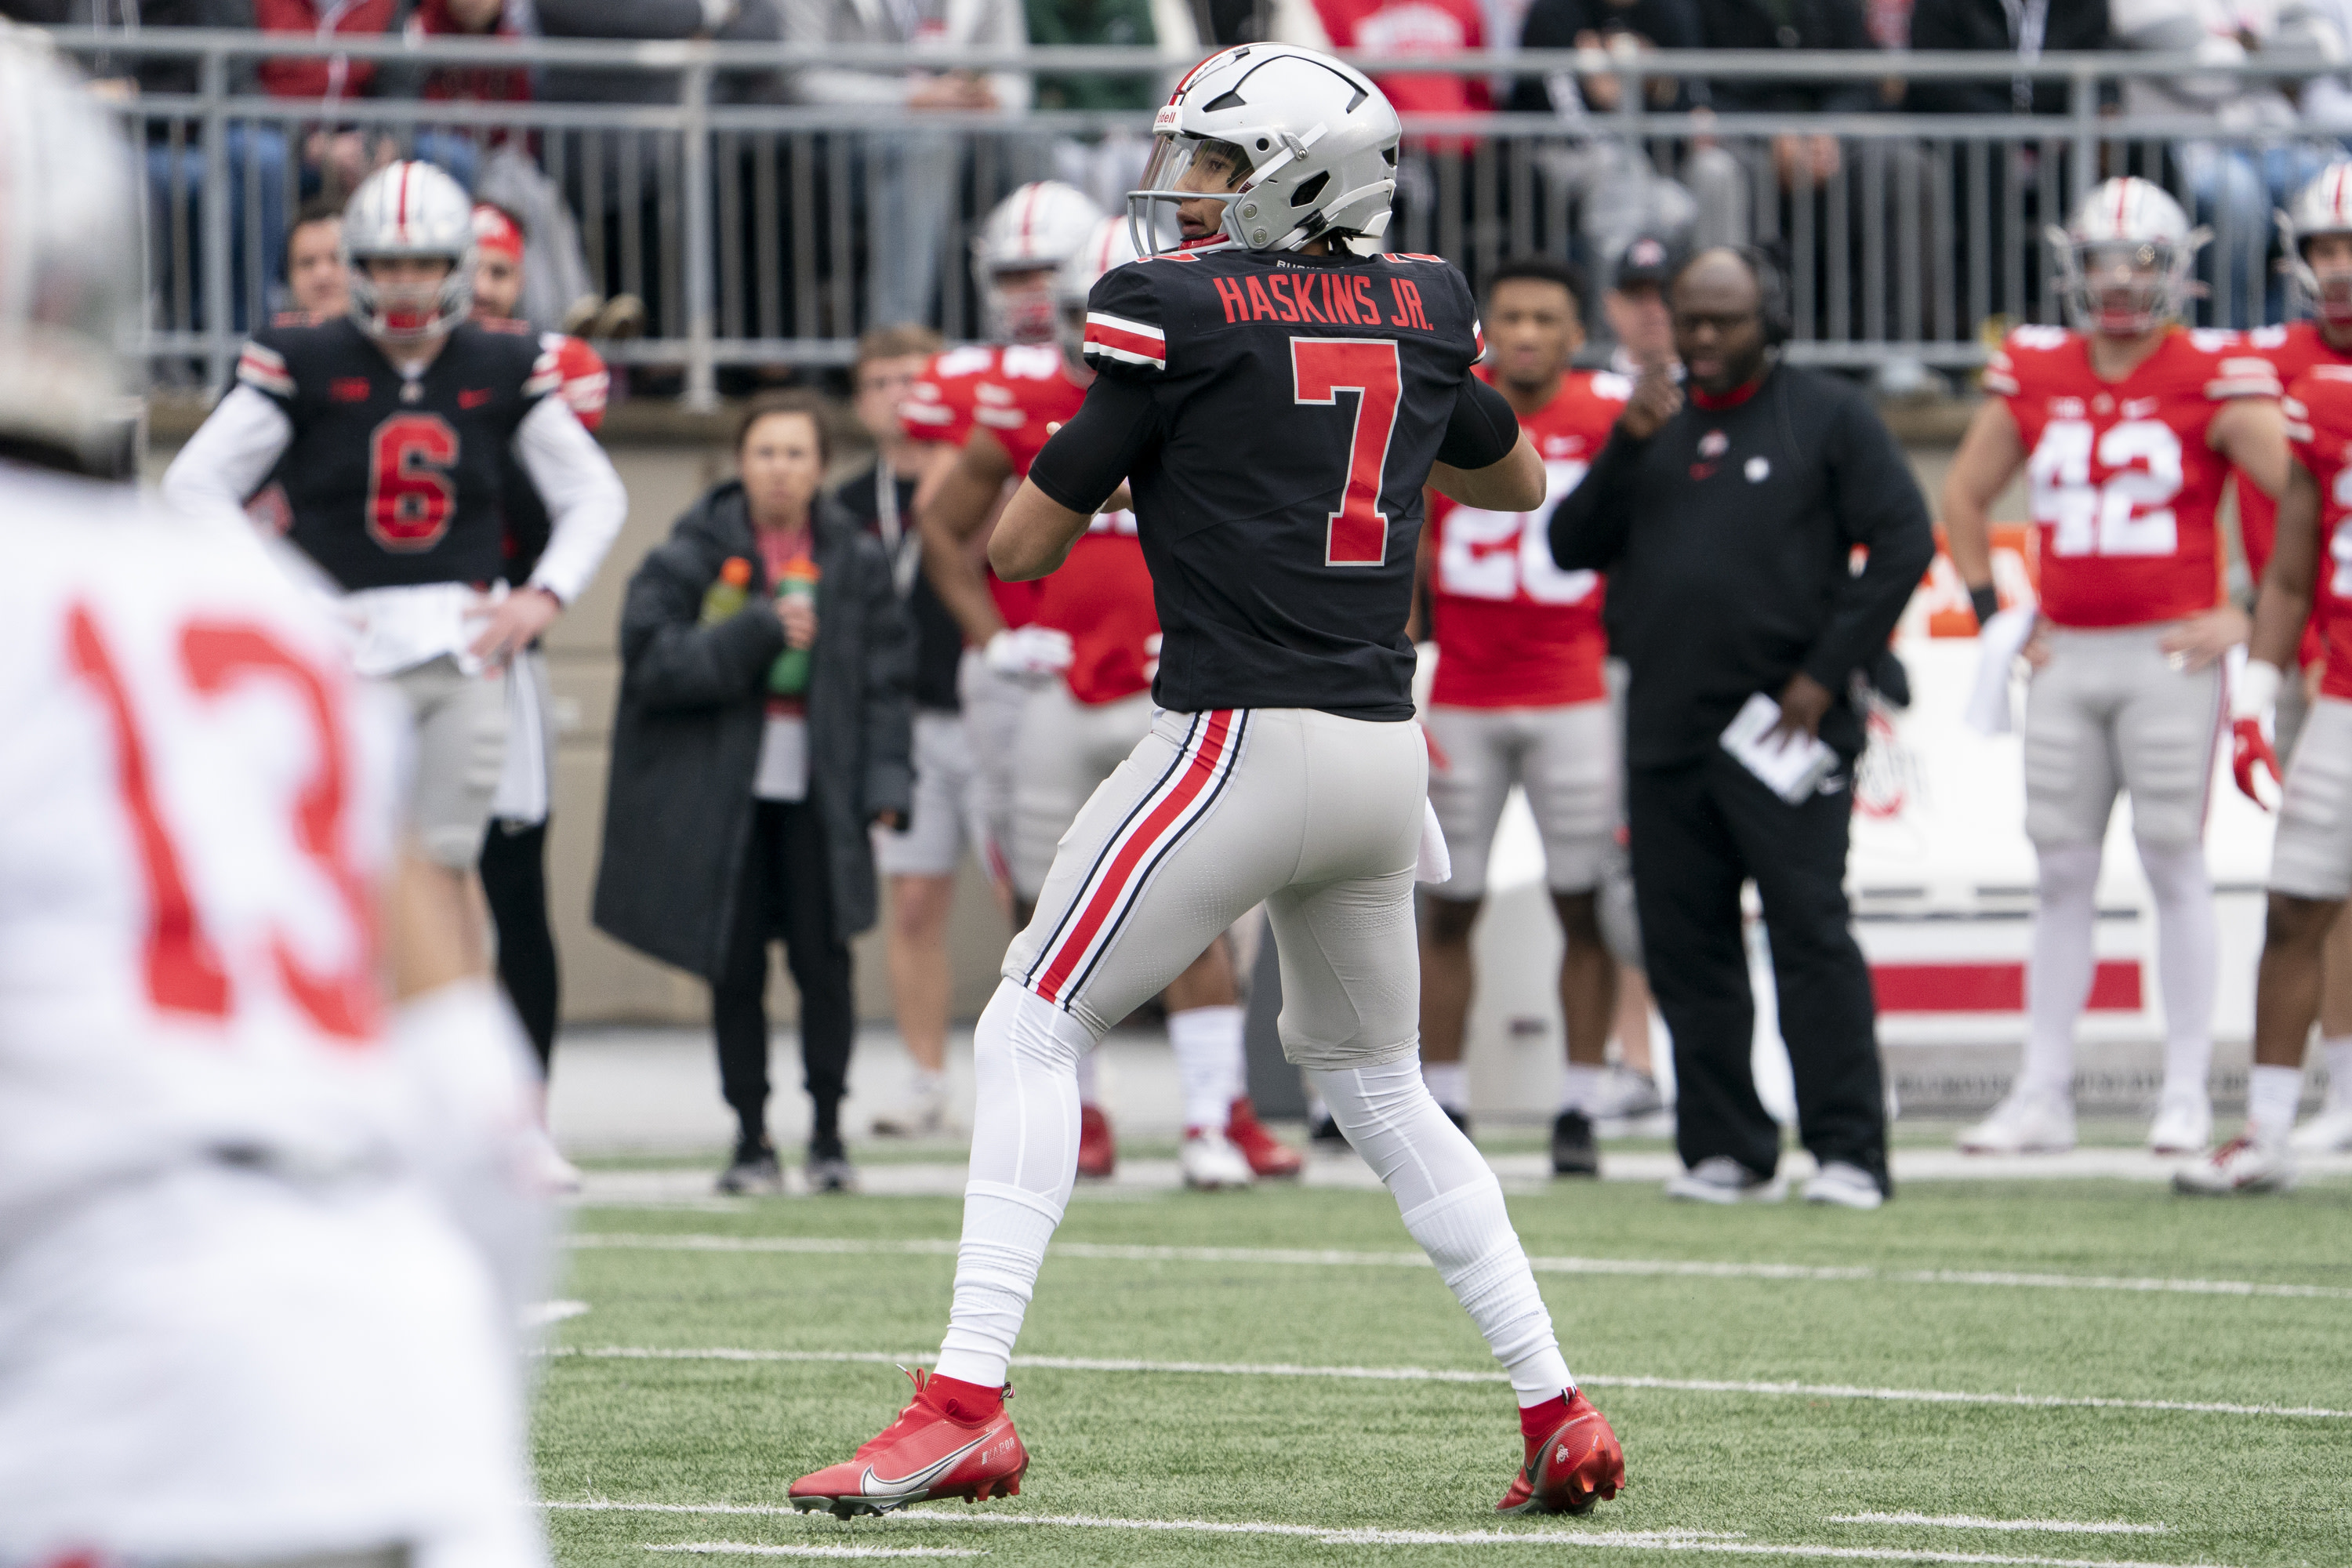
[27,2,2352,402]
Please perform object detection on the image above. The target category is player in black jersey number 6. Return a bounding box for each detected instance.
[791,43,1627,1523]
[165,161,626,957]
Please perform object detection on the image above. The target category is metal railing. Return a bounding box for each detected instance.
[42,27,2352,405]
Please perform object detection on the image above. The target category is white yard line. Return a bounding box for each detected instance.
[543,1503,2234,1568]
[1827,1516,2166,1536]
[563,1232,2352,1304]
[523,1299,591,1327]
[644,1544,982,1559]
[536,1345,2352,1421]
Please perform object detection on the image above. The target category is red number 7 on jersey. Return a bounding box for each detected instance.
[1292,338,1402,568]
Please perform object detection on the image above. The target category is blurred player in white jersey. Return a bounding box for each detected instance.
[1944,179,2287,1156]
[0,31,550,1565]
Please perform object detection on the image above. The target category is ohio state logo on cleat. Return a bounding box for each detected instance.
[1496,1391,1625,1515]
[790,1368,1029,1518]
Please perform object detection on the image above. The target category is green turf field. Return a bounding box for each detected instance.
[535,1163,2352,1567]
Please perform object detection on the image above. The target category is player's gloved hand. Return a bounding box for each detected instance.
[985,626,1074,682]
[2232,659,2285,810]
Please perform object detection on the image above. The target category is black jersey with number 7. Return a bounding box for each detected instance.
[1076,247,1485,722]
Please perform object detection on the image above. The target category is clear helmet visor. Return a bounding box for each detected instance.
[1127,135,1250,257]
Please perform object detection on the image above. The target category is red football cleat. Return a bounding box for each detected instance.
[1497,1390,1624,1515]
[789,1368,1029,1519]
[1225,1096,1305,1178]
[1076,1103,1116,1179]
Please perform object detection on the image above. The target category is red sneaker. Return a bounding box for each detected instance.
[789,1368,1029,1519]
[1076,1104,1116,1179]
[1225,1096,1304,1178]
[1496,1390,1624,1515]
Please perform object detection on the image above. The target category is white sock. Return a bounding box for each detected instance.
[1168,1004,1245,1132]
[913,1066,946,1100]
[2325,1037,2352,1108]
[1559,1064,1606,1116]
[1423,1060,1470,1113]
[2023,844,2102,1101]
[935,982,1094,1388]
[2248,1063,2303,1143]
[1073,1046,1100,1109]
[2140,842,2218,1103]
[1311,1058,1572,1406]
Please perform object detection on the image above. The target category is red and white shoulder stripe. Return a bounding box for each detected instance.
[2205,355,2283,401]
[236,339,295,398]
[1083,311,1167,371]
[524,347,565,400]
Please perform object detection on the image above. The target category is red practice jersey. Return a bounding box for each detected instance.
[2282,367,2352,702]
[1984,325,2280,629]
[901,343,1044,630]
[1425,368,1627,708]
[983,347,1160,706]
[2235,321,2349,669]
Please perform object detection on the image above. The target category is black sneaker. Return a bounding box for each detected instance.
[717,1138,784,1196]
[1550,1109,1599,1177]
[806,1136,858,1194]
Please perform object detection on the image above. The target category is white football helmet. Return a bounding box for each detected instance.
[1054,216,1142,379]
[343,160,477,343]
[1129,44,1401,257]
[2281,162,2352,325]
[2049,177,2206,336]
[972,181,1102,345]
[0,27,140,477]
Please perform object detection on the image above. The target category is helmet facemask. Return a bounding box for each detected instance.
[981,263,1062,346]
[348,252,472,343]
[2284,216,2352,327]
[2050,230,2201,337]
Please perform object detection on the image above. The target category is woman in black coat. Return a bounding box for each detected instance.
[593,390,913,1193]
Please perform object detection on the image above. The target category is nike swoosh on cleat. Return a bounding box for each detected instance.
[861,1432,991,1495]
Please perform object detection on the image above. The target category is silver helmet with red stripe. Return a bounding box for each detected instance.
[343,160,477,343]
[972,181,1102,345]
[2049,176,2205,336]
[2282,162,2352,325]
[0,26,140,477]
[1053,216,1142,379]
[1129,44,1401,258]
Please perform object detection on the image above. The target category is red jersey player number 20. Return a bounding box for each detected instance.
[1428,368,1627,709]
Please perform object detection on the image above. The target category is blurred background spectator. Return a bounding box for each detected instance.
[2110,0,2347,325]
[779,0,1030,332]
[1509,0,1705,280]
[593,392,913,1196]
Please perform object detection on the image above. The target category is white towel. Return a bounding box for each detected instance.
[1963,605,2038,736]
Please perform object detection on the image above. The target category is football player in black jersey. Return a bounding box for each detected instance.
[792,44,1625,1523]
[164,160,626,964]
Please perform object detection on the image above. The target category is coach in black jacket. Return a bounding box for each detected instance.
[1551,249,1933,1205]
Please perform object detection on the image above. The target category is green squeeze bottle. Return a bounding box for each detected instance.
[700,556,753,625]
[767,557,820,695]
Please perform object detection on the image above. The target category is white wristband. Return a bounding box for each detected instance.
[2235,659,2283,722]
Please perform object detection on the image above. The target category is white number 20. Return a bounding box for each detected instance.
[1437,459,1599,604]
[2029,417,2186,559]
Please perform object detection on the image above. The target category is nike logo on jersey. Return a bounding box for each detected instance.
[330,377,371,403]
[459,388,492,408]
[861,1431,990,1494]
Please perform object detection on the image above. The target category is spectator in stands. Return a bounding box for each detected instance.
[405,0,533,191]
[1686,0,1940,389]
[594,392,914,1196]
[1030,0,1200,212]
[1314,0,1490,246]
[254,0,405,196]
[1904,0,2109,327]
[1510,0,1706,281]
[779,0,1031,330]
[15,0,285,333]
[832,325,974,1138]
[1592,229,1684,372]
[283,195,348,318]
[537,0,787,104]
[2111,0,2346,325]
